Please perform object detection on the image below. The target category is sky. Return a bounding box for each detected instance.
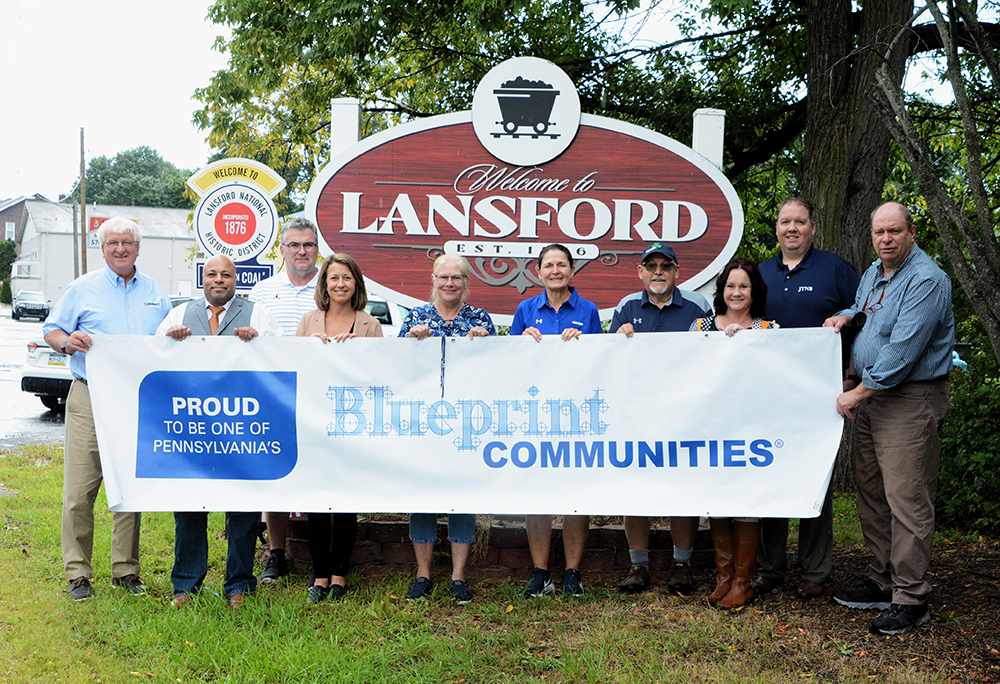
[0,0,950,204]
[0,0,229,201]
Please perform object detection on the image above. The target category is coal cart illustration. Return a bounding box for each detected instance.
[492,77,560,138]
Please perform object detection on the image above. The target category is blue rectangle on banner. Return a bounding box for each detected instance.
[135,370,297,480]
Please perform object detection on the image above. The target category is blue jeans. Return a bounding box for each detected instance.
[409,513,476,544]
[172,512,258,597]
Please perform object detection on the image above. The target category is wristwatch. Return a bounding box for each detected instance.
[60,339,69,354]
[847,373,862,385]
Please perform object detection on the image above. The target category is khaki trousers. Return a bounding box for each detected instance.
[854,377,949,605]
[62,379,141,580]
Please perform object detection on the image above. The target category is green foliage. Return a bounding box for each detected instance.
[0,445,965,683]
[882,105,995,357]
[0,277,11,305]
[69,146,195,209]
[194,0,815,207]
[938,352,1000,534]
[0,238,16,284]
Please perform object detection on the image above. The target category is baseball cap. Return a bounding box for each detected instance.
[641,242,678,265]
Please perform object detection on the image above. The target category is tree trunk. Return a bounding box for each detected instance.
[799,0,914,491]
[800,0,914,272]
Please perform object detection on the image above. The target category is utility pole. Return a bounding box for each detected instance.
[72,201,79,279]
[80,127,87,274]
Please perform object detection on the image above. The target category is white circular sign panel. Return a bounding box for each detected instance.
[472,57,581,166]
[194,183,278,262]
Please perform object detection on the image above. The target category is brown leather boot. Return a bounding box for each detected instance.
[706,518,735,606]
[720,520,761,610]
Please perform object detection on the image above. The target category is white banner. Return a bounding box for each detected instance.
[87,329,844,517]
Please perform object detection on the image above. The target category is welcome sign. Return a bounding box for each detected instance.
[88,330,843,517]
[306,58,742,324]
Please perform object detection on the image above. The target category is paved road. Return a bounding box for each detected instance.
[0,305,65,451]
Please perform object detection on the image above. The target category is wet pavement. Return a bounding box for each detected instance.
[0,305,65,451]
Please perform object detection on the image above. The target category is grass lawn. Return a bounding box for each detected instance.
[0,444,963,683]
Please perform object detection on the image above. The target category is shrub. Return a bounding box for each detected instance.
[937,351,1000,534]
[0,278,11,305]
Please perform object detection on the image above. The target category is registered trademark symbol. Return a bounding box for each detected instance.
[775,439,784,448]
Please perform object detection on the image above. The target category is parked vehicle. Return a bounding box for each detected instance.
[366,295,409,338]
[12,290,49,321]
[21,338,72,411]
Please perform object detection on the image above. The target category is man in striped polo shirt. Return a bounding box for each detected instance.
[248,217,322,583]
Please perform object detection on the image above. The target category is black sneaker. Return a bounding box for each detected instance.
[327,584,348,601]
[407,576,433,601]
[68,576,93,601]
[869,602,930,635]
[831,580,892,610]
[306,584,330,605]
[619,565,650,594]
[451,580,473,605]
[668,562,696,595]
[112,574,147,596]
[523,568,554,597]
[259,549,288,584]
[562,568,584,597]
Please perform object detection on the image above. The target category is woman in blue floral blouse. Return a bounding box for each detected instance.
[398,254,496,604]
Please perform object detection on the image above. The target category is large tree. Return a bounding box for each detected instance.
[194,0,997,319]
[871,0,1000,366]
[69,146,194,209]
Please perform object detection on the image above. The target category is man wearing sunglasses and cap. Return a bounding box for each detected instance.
[611,242,710,595]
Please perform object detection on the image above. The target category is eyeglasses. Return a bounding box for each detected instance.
[283,241,318,251]
[642,261,676,272]
[434,275,467,283]
[104,239,137,249]
[862,282,887,313]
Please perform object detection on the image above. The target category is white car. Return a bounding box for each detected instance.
[21,338,72,412]
[365,295,409,338]
[12,290,50,321]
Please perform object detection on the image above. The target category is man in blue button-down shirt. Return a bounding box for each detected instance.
[824,202,953,636]
[43,217,172,601]
[756,198,859,602]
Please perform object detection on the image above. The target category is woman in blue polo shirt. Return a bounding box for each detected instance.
[510,244,601,598]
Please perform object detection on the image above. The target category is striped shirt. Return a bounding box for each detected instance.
[247,270,319,337]
[837,244,953,390]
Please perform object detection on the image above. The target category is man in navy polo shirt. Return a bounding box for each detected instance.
[611,243,710,595]
[755,197,860,600]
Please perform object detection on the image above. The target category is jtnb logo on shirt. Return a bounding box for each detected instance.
[135,370,298,480]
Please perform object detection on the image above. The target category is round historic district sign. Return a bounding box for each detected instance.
[187,158,288,263]
[194,183,277,261]
[472,56,581,166]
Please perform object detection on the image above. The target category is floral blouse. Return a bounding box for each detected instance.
[398,303,497,338]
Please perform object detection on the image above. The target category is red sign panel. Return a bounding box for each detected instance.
[309,113,742,323]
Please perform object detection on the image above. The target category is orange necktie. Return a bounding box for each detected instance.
[208,305,225,334]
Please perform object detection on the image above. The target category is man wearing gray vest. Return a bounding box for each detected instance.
[156,254,283,608]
